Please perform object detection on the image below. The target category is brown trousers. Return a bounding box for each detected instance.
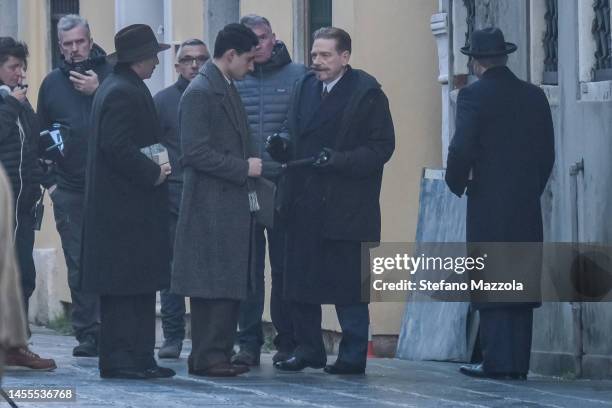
[189,298,240,371]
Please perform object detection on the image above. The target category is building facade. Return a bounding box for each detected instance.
[431,0,612,378]
[1,0,443,352]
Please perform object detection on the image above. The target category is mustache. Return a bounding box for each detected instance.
[310,65,328,72]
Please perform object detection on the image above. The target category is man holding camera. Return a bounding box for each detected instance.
[0,37,56,371]
[37,15,112,358]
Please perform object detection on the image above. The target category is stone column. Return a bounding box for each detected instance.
[0,0,18,38]
[203,0,239,50]
[431,11,452,165]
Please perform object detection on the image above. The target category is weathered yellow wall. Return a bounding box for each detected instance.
[241,0,442,335]
[18,0,50,109]
[22,0,442,336]
[81,0,116,55]
[240,0,294,57]
[348,0,442,335]
[172,0,205,44]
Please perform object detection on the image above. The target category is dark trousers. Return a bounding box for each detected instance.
[99,294,157,371]
[479,307,534,375]
[190,298,240,371]
[51,189,100,342]
[160,183,186,342]
[237,222,295,353]
[292,302,369,368]
[15,210,36,318]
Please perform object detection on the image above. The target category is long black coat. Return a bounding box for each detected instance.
[445,66,555,310]
[446,66,554,242]
[80,65,170,295]
[282,68,395,304]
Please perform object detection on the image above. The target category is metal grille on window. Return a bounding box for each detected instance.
[593,0,612,81]
[543,0,558,85]
[308,0,333,61]
[50,0,80,69]
[463,0,476,74]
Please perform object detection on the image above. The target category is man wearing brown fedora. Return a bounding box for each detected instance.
[445,27,555,380]
[81,24,174,379]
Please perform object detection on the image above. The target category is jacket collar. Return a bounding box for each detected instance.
[482,65,517,81]
[200,60,230,95]
[254,41,292,73]
[175,75,190,93]
[113,63,146,86]
[200,60,248,142]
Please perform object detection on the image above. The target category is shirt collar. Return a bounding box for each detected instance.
[322,68,346,93]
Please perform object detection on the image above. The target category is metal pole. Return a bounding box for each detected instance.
[0,388,19,408]
[569,159,584,378]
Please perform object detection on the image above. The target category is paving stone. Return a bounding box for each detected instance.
[1,329,611,407]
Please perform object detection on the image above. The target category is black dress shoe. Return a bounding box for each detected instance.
[100,366,176,379]
[324,361,365,375]
[459,364,527,380]
[272,350,293,364]
[274,356,325,372]
[100,368,149,379]
[189,363,249,377]
[73,337,98,357]
[144,366,176,378]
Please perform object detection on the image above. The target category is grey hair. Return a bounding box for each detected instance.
[240,14,272,31]
[176,38,207,62]
[57,14,91,40]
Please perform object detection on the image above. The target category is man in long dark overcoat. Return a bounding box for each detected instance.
[445,27,555,380]
[172,24,260,377]
[81,24,174,379]
[270,27,395,375]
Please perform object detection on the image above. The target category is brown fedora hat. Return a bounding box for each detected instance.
[107,24,170,64]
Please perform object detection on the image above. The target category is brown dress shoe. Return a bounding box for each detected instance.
[190,362,250,377]
[5,347,57,371]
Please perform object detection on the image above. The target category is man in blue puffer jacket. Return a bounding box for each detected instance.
[233,14,306,366]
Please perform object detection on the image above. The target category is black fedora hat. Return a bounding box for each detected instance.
[107,24,170,64]
[460,27,517,58]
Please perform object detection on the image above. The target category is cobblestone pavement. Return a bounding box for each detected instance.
[1,328,611,407]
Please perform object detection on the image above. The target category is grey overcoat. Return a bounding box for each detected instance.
[172,61,257,300]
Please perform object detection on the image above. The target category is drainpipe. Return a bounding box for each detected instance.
[569,159,584,378]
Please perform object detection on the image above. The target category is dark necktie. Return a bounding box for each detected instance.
[321,86,329,102]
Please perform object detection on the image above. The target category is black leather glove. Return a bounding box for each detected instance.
[313,147,346,170]
[265,133,291,164]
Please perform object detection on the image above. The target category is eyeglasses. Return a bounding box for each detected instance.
[178,56,208,66]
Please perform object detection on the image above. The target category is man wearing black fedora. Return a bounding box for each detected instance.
[81,24,174,379]
[445,27,555,380]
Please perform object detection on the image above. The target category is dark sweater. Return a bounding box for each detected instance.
[37,44,112,192]
[153,75,189,185]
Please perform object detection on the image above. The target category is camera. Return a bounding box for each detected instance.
[40,123,69,162]
[71,60,90,75]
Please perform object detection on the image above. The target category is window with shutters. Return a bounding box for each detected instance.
[577,0,612,101]
[592,0,612,81]
[50,0,80,69]
[463,0,476,75]
[542,0,559,85]
[307,0,332,62]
